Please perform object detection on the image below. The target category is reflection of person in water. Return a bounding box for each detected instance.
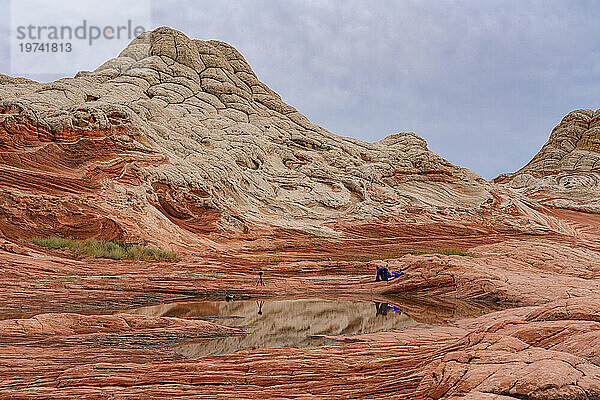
[256,300,264,315]
[374,301,389,316]
[374,301,403,316]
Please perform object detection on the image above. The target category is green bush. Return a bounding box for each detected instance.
[414,248,471,257]
[31,236,179,262]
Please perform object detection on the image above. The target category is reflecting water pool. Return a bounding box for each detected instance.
[130,296,439,356]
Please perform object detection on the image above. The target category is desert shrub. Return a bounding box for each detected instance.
[31,237,179,262]
[414,248,471,257]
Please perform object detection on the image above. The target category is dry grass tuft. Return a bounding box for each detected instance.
[31,236,179,262]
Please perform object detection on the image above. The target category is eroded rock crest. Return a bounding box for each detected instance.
[496,108,600,212]
[0,27,493,248]
[1,26,600,400]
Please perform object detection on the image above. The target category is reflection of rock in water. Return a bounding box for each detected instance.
[134,299,421,357]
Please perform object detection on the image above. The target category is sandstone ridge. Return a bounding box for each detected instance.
[496,108,600,212]
[1,27,600,400]
[0,27,493,247]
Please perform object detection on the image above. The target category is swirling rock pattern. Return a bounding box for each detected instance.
[1,297,599,399]
[0,27,494,248]
[2,27,600,399]
[496,109,600,212]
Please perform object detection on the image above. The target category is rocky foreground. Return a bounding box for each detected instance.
[2,296,600,399]
[1,27,600,398]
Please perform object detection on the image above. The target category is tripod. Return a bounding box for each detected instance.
[256,271,265,286]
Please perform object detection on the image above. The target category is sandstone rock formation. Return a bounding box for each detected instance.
[496,109,600,212]
[2,297,599,399]
[1,26,600,400]
[0,27,499,250]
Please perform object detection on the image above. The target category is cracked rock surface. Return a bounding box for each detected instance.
[0,27,494,250]
[1,27,600,399]
[496,109,600,212]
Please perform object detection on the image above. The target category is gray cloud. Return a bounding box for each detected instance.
[2,0,600,179]
[149,0,600,179]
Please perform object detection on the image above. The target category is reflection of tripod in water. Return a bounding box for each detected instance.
[256,272,265,286]
[256,300,264,315]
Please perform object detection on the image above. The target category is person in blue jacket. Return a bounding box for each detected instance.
[375,266,392,281]
[375,261,404,282]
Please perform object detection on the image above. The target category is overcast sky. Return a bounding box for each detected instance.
[1,1,599,179]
